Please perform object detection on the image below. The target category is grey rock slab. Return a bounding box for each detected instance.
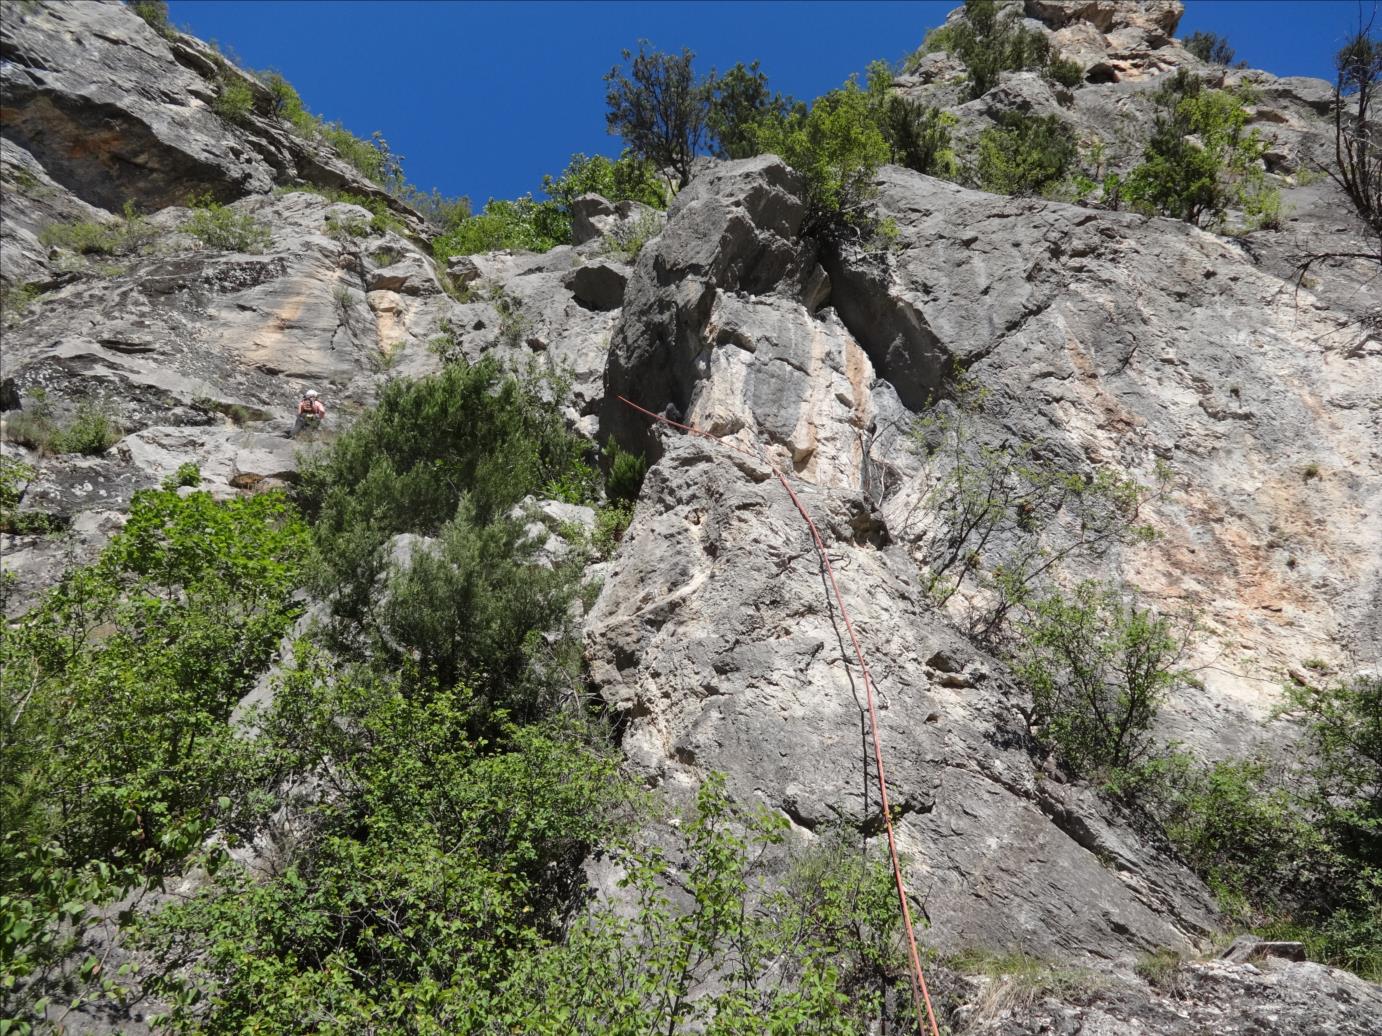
[584,436,1220,961]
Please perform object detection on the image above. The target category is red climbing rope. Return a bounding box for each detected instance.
[618,396,943,1036]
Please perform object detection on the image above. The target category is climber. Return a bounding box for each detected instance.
[291,389,326,438]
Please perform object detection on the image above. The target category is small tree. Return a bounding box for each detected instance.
[605,42,708,190]
[706,61,799,160]
[948,0,1053,100]
[754,75,891,236]
[1183,30,1237,67]
[975,111,1076,196]
[1329,22,1382,248]
[1017,581,1190,777]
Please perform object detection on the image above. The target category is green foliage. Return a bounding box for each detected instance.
[542,150,667,216]
[1015,581,1190,777]
[591,502,634,560]
[1,488,309,1028]
[432,195,565,261]
[0,282,42,325]
[1184,31,1237,67]
[976,111,1076,197]
[184,194,272,252]
[946,0,1054,100]
[604,437,648,505]
[598,208,664,261]
[1136,674,1382,979]
[163,462,202,489]
[498,777,908,1033]
[909,377,1155,643]
[212,76,254,125]
[139,660,628,1034]
[754,74,891,233]
[605,42,708,189]
[1048,56,1085,88]
[865,61,958,179]
[1123,71,1277,228]
[0,457,62,535]
[127,0,175,39]
[5,400,120,456]
[706,61,800,160]
[296,357,589,655]
[39,201,158,257]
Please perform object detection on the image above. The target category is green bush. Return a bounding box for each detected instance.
[605,42,707,189]
[976,111,1076,197]
[163,462,202,489]
[1184,30,1237,67]
[127,0,175,39]
[0,457,62,535]
[1049,57,1085,87]
[706,60,802,160]
[296,357,589,636]
[185,195,272,252]
[865,61,959,179]
[7,400,121,456]
[1123,71,1276,227]
[944,0,1054,100]
[1130,674,1382,980]
[39,200,158,257]
[212,76,255,125]
[754,74,891,233]
[499,777,908,1033]
[1,487,309,1029]
[543,150,666,216]
[433,195,565,261]
[1015,581,1190,777]
[604,437,648,504]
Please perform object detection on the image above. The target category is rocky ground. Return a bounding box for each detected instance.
[3,1,1379,1032]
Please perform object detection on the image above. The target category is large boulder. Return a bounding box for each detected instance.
[601,155,808,451]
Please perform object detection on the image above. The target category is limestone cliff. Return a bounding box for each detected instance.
[3,2,1380,1033]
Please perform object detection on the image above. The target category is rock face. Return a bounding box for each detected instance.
[3,2,1381,1032]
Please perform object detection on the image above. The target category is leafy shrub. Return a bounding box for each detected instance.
[605,42,707,189]
[1015,581,1191,777]
[865,61,959,179]
[944,0,1054,100]
[185,195,272,252]
[323,210,368,242]
[296,357,589,633]
[0,457,62,535]
[432,195,565,261]
[500,777,908,1033]
[212,76,255,125]
[598,208,664,261]
[163,462,201,489]
[39,201,157,257]
[706,60,801,160]
[909,376,1155,642]
[1128,674,1382,980]
[1184,30,1237,66]
[604,437,647,504]
[543,150,666,215]
[1123,71,1277,228]
[1,488,309,1028]
[1049,56,1085,87]
[127,0,174,39]
[754,74,891,234]
[976,111,1076,197]
[0,282,41,325]
[7,400,120,456]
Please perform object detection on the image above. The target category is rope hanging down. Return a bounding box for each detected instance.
[618,396,942,1036]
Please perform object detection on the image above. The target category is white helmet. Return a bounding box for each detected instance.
[304,390,319,399]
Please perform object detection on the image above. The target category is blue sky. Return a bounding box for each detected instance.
[167,1,1369,208]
